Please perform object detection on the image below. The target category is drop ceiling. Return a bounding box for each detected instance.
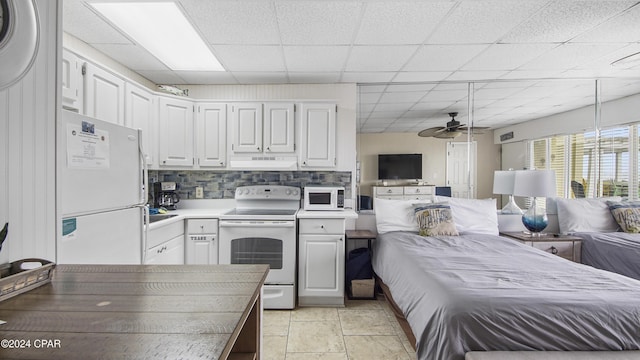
[63,0,640,134]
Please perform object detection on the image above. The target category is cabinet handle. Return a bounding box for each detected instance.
[550,246,558,255]
[257,146,261,151]
[320,225,324,229]
[266,147,270,151]
[220,161,224,165]
[339,237,343,242]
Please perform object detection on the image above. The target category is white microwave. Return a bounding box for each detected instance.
[304,186,345,211]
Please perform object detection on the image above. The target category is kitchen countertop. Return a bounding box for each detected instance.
[297,209,358,219]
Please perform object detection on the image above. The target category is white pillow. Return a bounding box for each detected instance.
[435,196,499,235]
[374,198,421,234]
[556,197,621,233]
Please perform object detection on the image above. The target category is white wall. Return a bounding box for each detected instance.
[357,131,500,200]
[0,0,57,263]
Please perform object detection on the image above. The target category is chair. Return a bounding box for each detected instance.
[571,180,585,198]
[435,186,452,197]
[358,195,373,210]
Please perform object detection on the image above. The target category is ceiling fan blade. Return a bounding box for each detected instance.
[418,127,445,137]
[445,123,466,131]
[435,131,462,139]
[459,126,489,134]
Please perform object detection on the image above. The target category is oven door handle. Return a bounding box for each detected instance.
[219,221,295,228]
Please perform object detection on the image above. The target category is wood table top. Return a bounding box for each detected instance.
[0,264,269,360]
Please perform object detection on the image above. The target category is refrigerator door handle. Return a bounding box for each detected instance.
[137,129,149,206]
[141,205,149,264]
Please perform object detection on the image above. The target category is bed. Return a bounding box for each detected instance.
[554,197,640,280]
[371,197,640,360]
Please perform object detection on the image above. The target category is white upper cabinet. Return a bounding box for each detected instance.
[232,102,295,154]
[125,83,156,167]
[299,103,336,168]
[61,49,83,112]
[196,103,227,168]
[84,62,125,125]
[158,97,194,167]
[264,103,295,153]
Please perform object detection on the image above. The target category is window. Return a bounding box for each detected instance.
[599,127,630,198]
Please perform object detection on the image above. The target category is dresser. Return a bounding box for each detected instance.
[373,185,435,201]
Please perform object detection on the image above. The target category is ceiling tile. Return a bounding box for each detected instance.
[446,70,509,82]
[137,70,188,85]
[404,45,489,72]
[386,84,437,92]
[283,46,349,72]
[462,44,558,71]
[180,1,280,45]
[359,85,388,93]
[213,45,285,72]
[392,72,452,82]
[501,1,637,43]
[231,72,289,84]
[354,2,454,45]
[571,4,640,43]
[92,44,169,71]
[378,92,425,103]
[63,0,131,44]
[427,1,546,44]
[276,1,362,45]
[346,46,419,72]
[175,71,238,84]
[288,72,342,83]
[359,92,383,104]
[341,72,397,83]
[519,43,627,70]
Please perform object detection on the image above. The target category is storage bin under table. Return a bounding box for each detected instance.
[345,230,377,300]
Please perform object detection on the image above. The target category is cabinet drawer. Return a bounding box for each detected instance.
[148,220,184,249]
[403,195,432,201]
[529,241,574,261]
[375,187,403,196]
[404,186,433,195]
[187,219,218,234]
[299,219,345,234]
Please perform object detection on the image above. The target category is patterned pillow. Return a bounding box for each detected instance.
[607,201,640,233]
[414,203,459,236]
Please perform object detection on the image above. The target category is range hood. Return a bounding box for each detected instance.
[228,156,298,170]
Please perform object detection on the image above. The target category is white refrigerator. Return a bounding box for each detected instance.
[57,111,147,264]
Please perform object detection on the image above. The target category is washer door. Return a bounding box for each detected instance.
[0,0,38,90]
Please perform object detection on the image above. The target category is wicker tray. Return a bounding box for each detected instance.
[0,258,55,302]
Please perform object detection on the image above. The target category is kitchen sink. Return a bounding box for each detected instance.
[147,213,178,224]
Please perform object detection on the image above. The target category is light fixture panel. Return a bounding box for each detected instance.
[91,2,224,72]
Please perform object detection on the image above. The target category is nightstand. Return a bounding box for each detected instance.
[500,232,582,263]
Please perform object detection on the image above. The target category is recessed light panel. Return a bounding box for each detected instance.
[91,2,224,71]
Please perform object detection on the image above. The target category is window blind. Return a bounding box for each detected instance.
[599,126,630,199]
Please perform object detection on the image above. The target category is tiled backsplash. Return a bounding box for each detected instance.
[149,170,352,200]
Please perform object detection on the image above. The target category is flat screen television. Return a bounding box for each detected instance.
[378,154,422,180]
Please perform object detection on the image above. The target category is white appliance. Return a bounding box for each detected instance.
[57,111,147,264]
[303,186,345,211]
[219,185,300,309]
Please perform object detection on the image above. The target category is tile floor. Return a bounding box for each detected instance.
[262,297,417,360]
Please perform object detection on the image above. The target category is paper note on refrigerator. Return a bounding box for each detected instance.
[66,122,110,168]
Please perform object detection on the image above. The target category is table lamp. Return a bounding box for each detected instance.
[493,170,522,214]
[513,170,557,235]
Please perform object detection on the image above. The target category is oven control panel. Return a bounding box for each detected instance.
[235,185,301,201]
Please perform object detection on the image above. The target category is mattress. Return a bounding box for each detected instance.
[575,232,640,280]
[371,231,640,360]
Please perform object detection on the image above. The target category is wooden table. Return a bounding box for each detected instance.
[0,264,268,360]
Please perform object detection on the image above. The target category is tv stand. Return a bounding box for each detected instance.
[373,185,434,201]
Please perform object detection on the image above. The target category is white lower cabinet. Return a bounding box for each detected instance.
[186,219,218,265]
[298,218,345,306]
[145,220,185,265]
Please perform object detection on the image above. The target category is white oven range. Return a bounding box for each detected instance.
[219,185,300,309]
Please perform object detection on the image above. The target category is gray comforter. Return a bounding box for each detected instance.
[372,231,640,360]
[576,232,640,280]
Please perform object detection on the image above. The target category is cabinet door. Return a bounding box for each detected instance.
[84,63,125,125]
[158,97,194,167]
[232,103,263,153]
[125,83,156,167]
[299,103,336,168]
[264,103,295,153]
[298,234,344,298]
[61,49,82,112]
[186,237,218,265]
[196,103,226,167]
[146,235,184,265]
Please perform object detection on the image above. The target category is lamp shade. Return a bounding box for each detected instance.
[513,170,557,198]
[493,170,516,195]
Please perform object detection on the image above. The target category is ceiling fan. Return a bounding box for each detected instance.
[418,112,489,139]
